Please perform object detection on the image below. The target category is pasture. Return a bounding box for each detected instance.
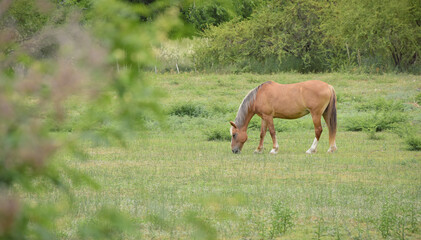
[43,73,420,239]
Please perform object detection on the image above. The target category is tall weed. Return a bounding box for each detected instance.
[378,201,420,239]
[270,201,295,238]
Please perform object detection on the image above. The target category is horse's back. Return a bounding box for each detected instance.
[298,80,332,110]
[254,80,332,119]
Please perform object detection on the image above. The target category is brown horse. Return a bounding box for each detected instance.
[229,80,337,154]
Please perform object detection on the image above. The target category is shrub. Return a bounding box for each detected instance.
[356,98,405,112]
[405,135,421,151]
[169,103,208,117]
[344,111,407,132]
[205,127,231,141]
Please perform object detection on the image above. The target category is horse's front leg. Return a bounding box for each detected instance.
[266,116,279,154]
[254,119,267,154]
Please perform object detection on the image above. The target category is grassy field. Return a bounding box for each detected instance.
[37,73,420,239]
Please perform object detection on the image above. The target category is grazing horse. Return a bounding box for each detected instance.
[229,80,337,154]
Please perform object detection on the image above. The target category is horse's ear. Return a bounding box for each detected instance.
[230,121,237,128]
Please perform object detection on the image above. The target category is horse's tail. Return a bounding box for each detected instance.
[323,85,337,147]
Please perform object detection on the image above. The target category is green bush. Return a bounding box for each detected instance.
[345,100,408,133]
[205,127,231,141]
[356,98,405,112]
[344,112,407,132]
[170,103,208,117]
[405,135,421,151]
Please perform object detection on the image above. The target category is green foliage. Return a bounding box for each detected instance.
[61,0,92,9]
[415,92,421,105]
[270,201,295,238]
[3,0,51,39]
[345,100,408,132]
[232,0,258,19]
[193,0,421,73]
[392,124,421,151]
[344,111,407,132]
[170,103,208,117]
[325,0,421,72]
[0,0,191,239]
[183,2,231,31]
[378,201,420,239]
[205,127,231,141]
[405,135,421,151]
[356,98,405,112]
[194,0,330,73]
[379,202,397,238]
[181,0,259,32]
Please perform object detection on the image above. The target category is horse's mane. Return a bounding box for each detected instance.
[235,81,270,128]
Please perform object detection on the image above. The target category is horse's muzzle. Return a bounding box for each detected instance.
[232,149,240,154]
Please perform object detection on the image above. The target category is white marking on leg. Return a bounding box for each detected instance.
[270,143,279,154]
[327,141,337,153]
[306,138,318,154]
[254,148,263,154]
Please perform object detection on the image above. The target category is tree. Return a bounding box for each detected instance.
[194,0,329,73]
[325,0,421,71]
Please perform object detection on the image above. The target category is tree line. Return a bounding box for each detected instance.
[192,0,421,73]
[4,0,419,73]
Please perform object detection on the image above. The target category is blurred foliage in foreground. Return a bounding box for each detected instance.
[0,0,190,239]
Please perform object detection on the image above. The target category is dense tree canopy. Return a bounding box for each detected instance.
[194,0,421,73]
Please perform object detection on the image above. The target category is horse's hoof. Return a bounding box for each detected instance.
[327,147,337,153]
[306,149,317,154]
[269,149,278,154]
[254,149,263,154]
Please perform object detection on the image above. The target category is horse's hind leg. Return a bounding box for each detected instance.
[254,118,267,154]
[306,113,323,154]
[323,112,337,153]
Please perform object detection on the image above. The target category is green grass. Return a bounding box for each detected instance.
[30,73,421,239]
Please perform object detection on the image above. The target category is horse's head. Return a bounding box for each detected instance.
[230,121,247,154]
